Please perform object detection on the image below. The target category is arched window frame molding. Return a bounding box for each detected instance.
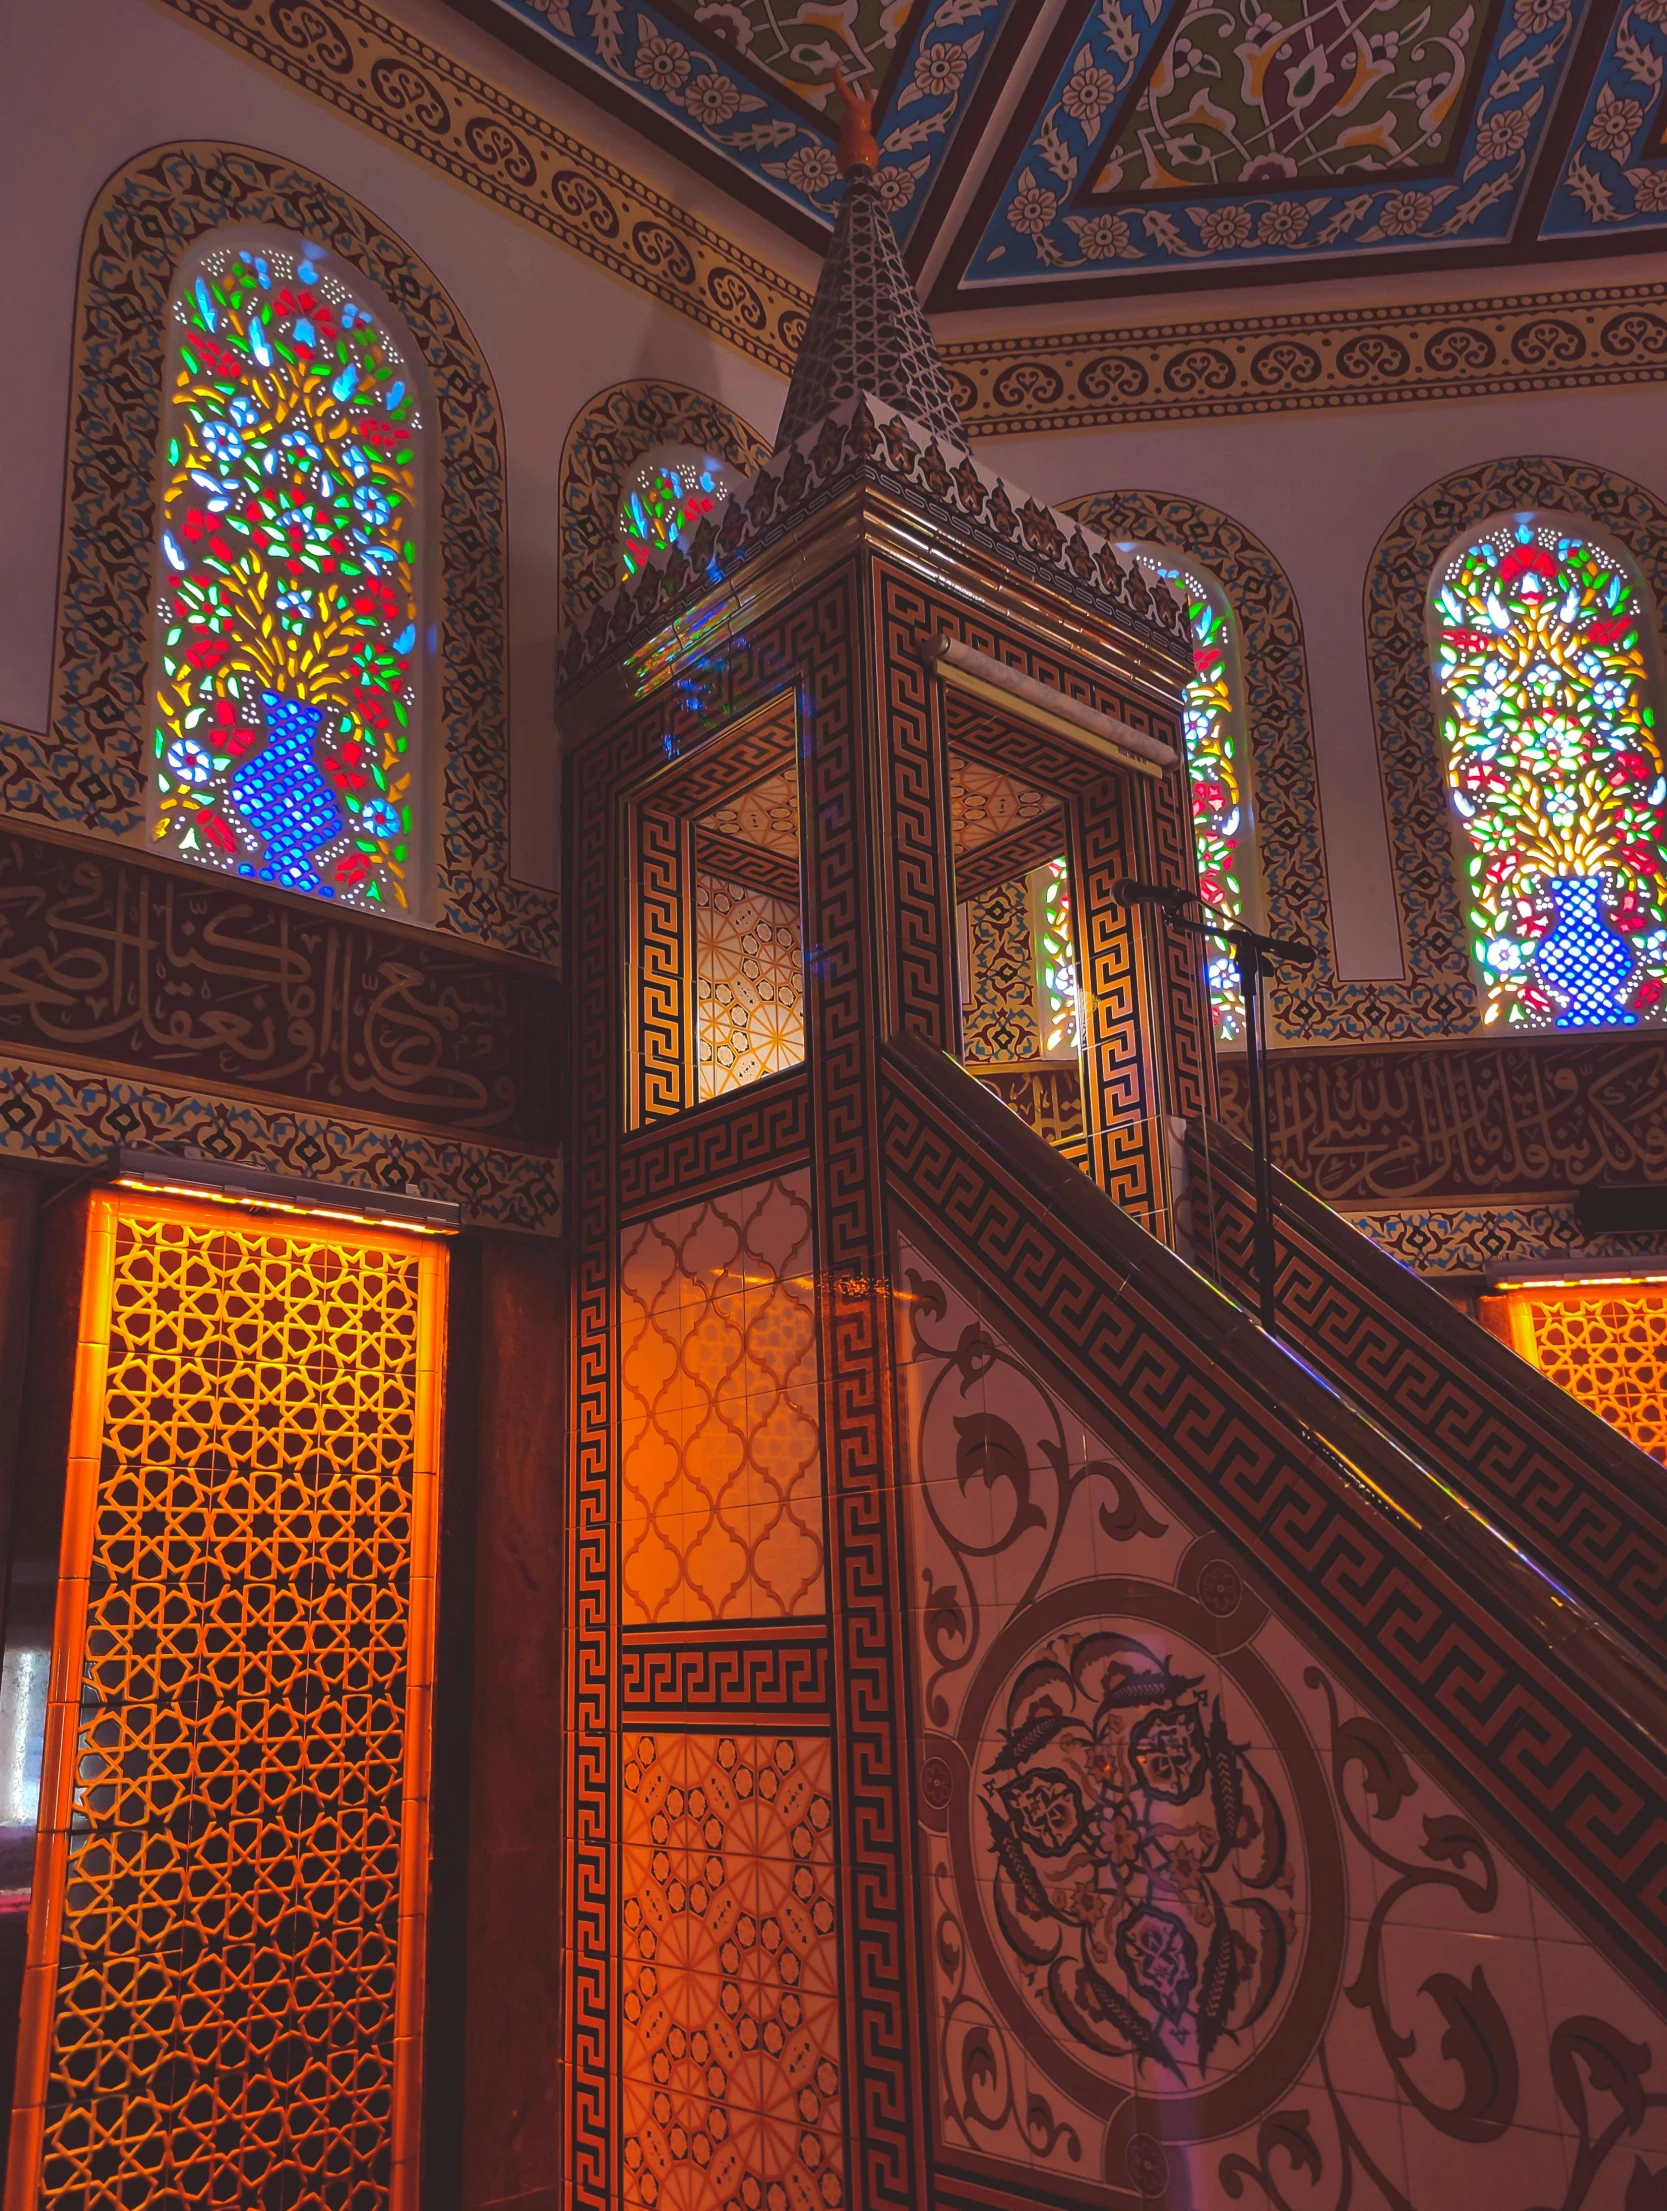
[1368,457,1667,1039]
[14,141,554,960]
[559,382,770,627]
[1094,534,1264,1043]
[617,445,751,585]
[1063,490,1378,1043]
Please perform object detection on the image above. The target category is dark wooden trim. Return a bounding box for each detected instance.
[952,808,1066,901]
[422,1234,482,2211]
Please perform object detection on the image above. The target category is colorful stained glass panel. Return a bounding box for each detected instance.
[619,450,745,582]
[152,234,425,914]
[1032,856,1080,1057]
[1180,592,1250,1044]
[1431,517,1667,1030]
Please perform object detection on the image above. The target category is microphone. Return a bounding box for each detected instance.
[1111,877,1319,968]
[1110,877,1189,911]
[1263,936,1318,968]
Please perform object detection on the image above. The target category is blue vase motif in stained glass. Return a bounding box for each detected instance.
[233,694,345,898]
[1532,874,1637,1029]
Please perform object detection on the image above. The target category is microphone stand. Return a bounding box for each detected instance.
[1127,893,1314,1338]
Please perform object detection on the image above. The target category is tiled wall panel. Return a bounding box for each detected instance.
[893,1228,1667,2205]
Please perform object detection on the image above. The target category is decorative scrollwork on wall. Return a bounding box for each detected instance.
[895,1226,1667,2206]
[558,381,771,625]
[1365,455,1667,1039]
[26,142,552,959]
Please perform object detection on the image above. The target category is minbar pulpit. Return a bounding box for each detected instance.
[555,116,1221,2211]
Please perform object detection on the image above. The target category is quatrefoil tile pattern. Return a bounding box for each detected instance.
[620,1732,843,2211]
[22,1199,440,2211]
[618,1176,824,1624]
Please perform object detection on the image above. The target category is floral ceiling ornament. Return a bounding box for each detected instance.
[1546,0,1667,233]
[968,0,1580,287]
[478,0,1004,234]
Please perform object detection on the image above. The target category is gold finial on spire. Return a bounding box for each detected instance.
[832,65,879,174]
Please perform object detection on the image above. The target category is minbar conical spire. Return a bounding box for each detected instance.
[774,78,966,454]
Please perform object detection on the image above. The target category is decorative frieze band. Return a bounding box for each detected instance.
[942,283,1667,435]
[150,0,1667,432]
[152,0,810,375]
[0,817,561,1145]
[1222,1032,1667,1208]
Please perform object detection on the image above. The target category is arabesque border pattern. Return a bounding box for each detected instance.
[1060,491,1473,1043]
[559,381,770,624]
[881,1046,1667,2002]
[149,0,1667,428]
[24,141,555,960]
[1364,455,1667,1031]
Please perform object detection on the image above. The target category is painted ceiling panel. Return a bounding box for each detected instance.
[451,0,1667,301]
[963,0,1579,289]
[1540,0,1667,238]
[468,0,1009,238]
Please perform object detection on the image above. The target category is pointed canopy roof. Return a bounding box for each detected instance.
[773,112,966,454]
[554,80,1193,692]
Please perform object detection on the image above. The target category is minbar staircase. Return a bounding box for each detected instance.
[1182,1113,1667,1657]
[882,1030,1667,2180]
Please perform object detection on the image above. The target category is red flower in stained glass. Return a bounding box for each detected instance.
[1499,543,1559,588]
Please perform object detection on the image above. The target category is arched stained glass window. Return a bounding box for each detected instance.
[618,445,747,582]
[1430,514,1667,1030]
[151,231,429,916]
[1121,550,1256,1044]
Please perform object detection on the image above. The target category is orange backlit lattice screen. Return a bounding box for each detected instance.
[1482,1278,1667,1465]
[5,1192,445,2211]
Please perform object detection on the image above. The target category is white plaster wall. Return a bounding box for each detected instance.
[980,391,1667,980]
[3,0,1665,971]
[0,0,794,896]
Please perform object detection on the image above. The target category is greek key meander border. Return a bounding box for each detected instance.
[881,1060,1667,2004]
[152,0,1667,431]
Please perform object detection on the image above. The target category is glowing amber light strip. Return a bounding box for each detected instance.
[4,1190,447,2211]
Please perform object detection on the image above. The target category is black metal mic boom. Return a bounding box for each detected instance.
[1109,877,1188,909]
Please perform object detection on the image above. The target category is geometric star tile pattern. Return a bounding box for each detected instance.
[18,1198,440,2211]
[694,877,806,1102]
[620,1732,843,2211]
[700,769,801,858]
[1491,1280,1667,1465]
[619,1175,825,1622]
[947,756,1051,858]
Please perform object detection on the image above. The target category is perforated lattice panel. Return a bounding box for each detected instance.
[7,1194,444,2211]
[1508,1282,1667,1465]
